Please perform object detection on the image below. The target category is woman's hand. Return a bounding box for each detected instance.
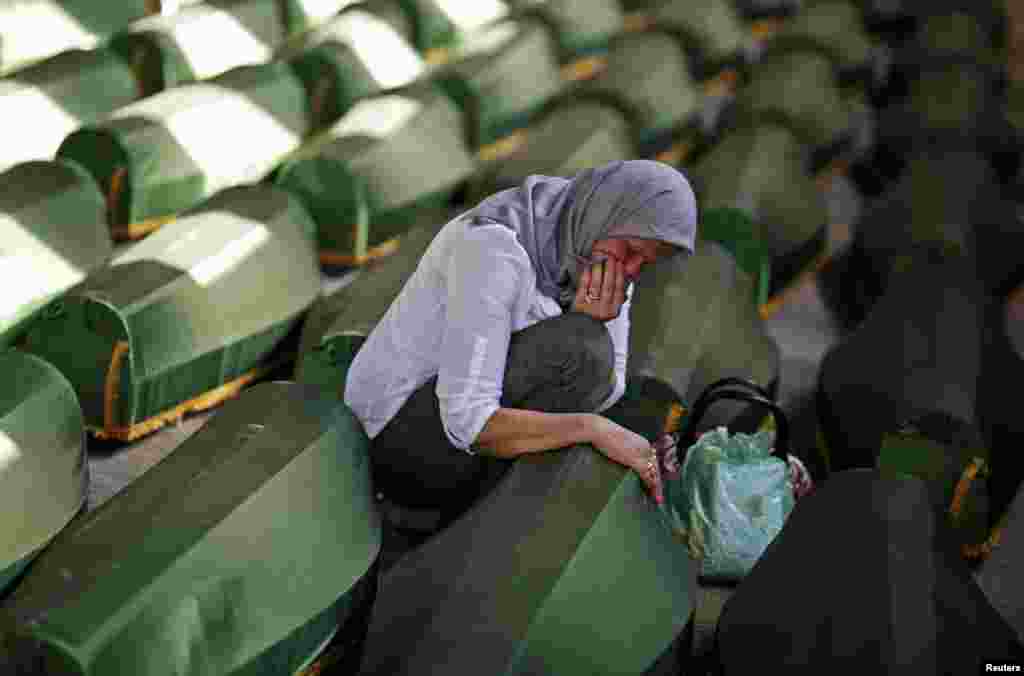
[588,416,664,505]
[572,255,627,321]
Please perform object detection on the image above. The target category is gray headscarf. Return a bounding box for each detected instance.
[471,160,698,307]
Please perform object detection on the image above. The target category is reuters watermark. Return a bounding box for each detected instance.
[983,663,1023,673]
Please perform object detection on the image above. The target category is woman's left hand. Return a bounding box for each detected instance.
[571,255,627,321]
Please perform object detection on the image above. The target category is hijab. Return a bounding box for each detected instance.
[470,160,698,307]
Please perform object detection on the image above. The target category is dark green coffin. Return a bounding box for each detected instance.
[577,29,703,154]
[108,0,317,95]
[359,441,696,675]
[280,6,427,131]
[509,0,623,60]
[643,0,747,73]
[57,61,312,237]
[0,381,381,676]
[469,95,637,199]
[0,0,150,76]
[0,47,140,173]
[21,185,321,441]
[627,238,780,431]
[390,0,512,55]
[435,16,564,150]
[0,350,87,597]
[688,119,827,294]
[274,84,476,264]
[772,0,876,75]
[0,160,112,347]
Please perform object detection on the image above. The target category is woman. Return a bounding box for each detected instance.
[344,160,697,519]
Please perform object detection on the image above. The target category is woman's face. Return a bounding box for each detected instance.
[590,237,679,283]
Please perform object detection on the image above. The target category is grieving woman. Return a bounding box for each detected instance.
[344,160,697,519]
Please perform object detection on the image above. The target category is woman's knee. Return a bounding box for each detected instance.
[525,312,614,375]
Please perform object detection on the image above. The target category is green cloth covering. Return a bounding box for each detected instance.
[736,40,854,149]
[0,0,150,76]
[578,29,703,150]
[435,16,563,149]
[0,47,140,172]
[699,207,771,308]
[280,6,426,131]
[57,61,312,228]
[647,0,746,66]
[773,0,875,72]
[22,185,321,430]
[274,84,476,258]
[626,239,779,428]
[689,119,827,267]
[0,159,112,346]
[0,382,381,676]
[510,0,623,60]
[469,96,638,199]
[0,350,87,597]
[108,0,316,95]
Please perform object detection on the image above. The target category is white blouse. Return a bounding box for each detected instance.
[344,212,631,453]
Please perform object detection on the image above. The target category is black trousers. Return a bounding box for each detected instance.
[369,312,616,517]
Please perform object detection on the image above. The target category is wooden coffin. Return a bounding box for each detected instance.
[688,118,828,296]
[0,350,87,597]
[21,185,321,442]
[817,252,986,473]
[0,381,381,676]
[577,28,704,156]
[57,61,312,240]
[280,5,426,131]
[435,16,564,151]
[274,83,476,266]
[0,160,112,347]
[0,48,140,173]
[0,0,149,76]
[108,0,322,95]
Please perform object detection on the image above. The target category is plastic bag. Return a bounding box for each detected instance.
[668,426,795,581]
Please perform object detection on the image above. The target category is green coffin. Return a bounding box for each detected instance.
[469,95,638,199]
[688,119,827,292]
[0,350,87,597]
[0,381,381,676]
[21,185,321,441]
[108,0,314,95]
[274,85,476,263]
[772,0,875,74]
[358,441,696,675]
[510,0,623,60]
[735,40,856,151]
[0,0,149,76]
[0,47,139,173]
[0,160,112,347]
[644,0,747,71]
[627,239,780,430]
[57,61,312,235]
[435,16,564,150]
[392,0,513,54]
[578,29,704,153]
[698,207,771,309]
[280,6,426,131]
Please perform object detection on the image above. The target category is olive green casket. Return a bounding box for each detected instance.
[280,6,427,132]
[0,0,150,76]
[0,47,140,173]
[56,61,313,239]
[21,184,321,441]
[358,437,697,675]
[509,0,624,61]
[696,207,771,309]
[469,94,638,199]
[0,381,382,676]
[434,16,564,151]
[578,29,704,155]
[0,350,88,597]
[688,118,828,295]
[641,0,748,75]
[274,83,476,265]
[0,160,112,347]
[772,0,876,75]
[108,0,323,96]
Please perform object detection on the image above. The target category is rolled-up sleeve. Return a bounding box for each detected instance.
[595,283,633,412]
[436,226,531,452]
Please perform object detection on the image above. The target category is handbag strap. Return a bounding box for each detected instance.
[689,377,774,413]
[678,388,791,462]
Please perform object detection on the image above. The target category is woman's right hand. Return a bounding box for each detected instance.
[588,415,664,505]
